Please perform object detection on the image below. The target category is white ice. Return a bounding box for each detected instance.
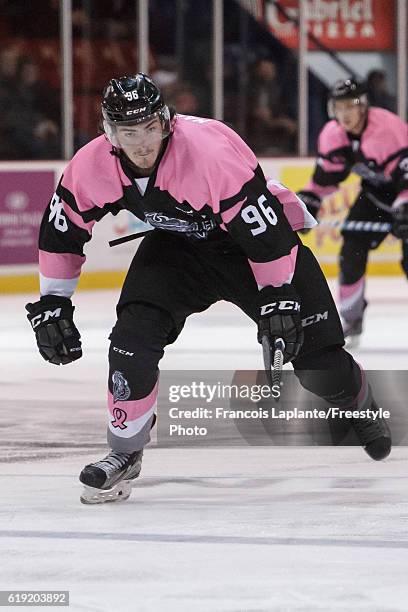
[1,277,408,611]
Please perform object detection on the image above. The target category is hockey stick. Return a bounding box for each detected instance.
[109,228,153,247]
[110,198,395,246]
[261,335,285,401]
[111,217,392,247]
[316,192,396,233]
[317,219,391,233]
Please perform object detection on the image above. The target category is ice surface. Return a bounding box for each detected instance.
[1,277,408,611]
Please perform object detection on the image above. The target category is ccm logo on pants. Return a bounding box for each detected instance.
[113,346,135,357]
[302,311,329,327]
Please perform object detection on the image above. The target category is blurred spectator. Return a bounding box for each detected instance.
[166,83,201,116]
[0,0,59,38]
[0,55,60,159]
[247,58,297,155]
[16,57,60,123]
[72,4,92,38]
[151,56,179,91]
[0,45,20,158]
[0,45,21,105]
[0,45,20,81]
[366,69,396,113]
[89,0,136,40]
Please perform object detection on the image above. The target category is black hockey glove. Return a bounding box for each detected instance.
[296,191,321,235]
[25,295,82,365]
[257,285,304,364]
[391,202,408,240]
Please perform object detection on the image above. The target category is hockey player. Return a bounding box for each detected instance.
[298,78,408,342]
[26,74,391,504]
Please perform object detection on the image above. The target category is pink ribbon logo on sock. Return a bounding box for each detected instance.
[111,407,128,429]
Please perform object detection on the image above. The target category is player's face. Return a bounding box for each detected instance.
[116,117,164,169]
[333,99,366,134]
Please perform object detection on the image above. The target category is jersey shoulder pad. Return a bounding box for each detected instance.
[367,107,408,141]
[61,135,131,210]
[317,120,349,156]
[158,115,258,212]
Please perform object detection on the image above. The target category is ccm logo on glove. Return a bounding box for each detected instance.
[260,300,301,316]
[29,307,62,329]
[25,295,82,365]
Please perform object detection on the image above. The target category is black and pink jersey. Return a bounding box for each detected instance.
[39,114,315,297]
[305,107,408,206]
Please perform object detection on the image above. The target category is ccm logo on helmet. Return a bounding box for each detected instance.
[30,308,62,329]
[260,301,300,316]
[125,107,147,116]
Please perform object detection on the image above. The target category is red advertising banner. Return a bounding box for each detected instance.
[0,171,54,265]
[265,0,395,51]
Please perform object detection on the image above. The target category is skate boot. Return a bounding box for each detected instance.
[342,301,367,348]
[352,400,391,461]
[343,317,363,348]
[79,450,143,504]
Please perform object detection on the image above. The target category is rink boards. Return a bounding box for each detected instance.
[0,158,403,294]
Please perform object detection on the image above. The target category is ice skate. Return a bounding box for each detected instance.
[343,317,363,348]
[79,450,143,504]
[352,401,391,461]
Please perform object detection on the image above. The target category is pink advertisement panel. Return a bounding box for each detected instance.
[0,171,54,265]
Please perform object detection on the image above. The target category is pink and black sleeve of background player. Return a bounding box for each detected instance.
[390,150,408,206]
[304,121,351,200]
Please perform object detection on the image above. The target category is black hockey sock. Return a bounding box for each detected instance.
[293,346,361,407]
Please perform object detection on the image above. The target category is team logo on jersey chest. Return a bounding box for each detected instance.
[144,211,216,239]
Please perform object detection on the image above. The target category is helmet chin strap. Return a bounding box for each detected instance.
[102,119,120,147]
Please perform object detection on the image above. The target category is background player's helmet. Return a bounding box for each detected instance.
[102,73,172,146]
[327,78,368,118]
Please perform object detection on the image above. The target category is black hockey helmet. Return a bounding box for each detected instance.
[327,78,368,118]
[102,73,172,146]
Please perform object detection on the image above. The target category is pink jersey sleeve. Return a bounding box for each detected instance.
[214,184,305,287]
[304,120,350,198]
[266,179,317,231]
[39,136,131,297]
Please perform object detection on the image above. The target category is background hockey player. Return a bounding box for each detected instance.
[297,78,408,343]
[26,74,391,504]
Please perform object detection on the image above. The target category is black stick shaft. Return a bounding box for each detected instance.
[109,229,153,247]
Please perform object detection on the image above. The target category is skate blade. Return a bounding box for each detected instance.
[344,334,361,349]
[80,480,132,505]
